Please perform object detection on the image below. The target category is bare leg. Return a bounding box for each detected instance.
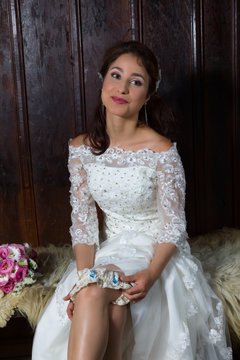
[104,304,127,360]
[67,284,122,360]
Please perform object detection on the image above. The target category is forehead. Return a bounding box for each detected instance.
[110,54,148,76]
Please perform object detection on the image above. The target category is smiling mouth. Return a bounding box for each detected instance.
[111,96,128,104]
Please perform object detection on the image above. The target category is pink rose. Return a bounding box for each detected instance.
[11,243,25,254]
[13,265,28,283]
[9,263,19,280]
[9,263,28,282]
[0,273,9,286]
[0,258,15,275]
[1,280,15,293]
[0,246,10,259]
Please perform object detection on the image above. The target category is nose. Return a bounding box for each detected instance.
[118,81,129,94]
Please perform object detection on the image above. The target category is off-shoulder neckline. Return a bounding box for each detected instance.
[68,142,177,156]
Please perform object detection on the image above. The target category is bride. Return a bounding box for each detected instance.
[32,40,232,359]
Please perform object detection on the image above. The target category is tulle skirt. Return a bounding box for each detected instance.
[32,231,232,359]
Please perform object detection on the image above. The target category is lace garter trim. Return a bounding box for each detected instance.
[69,268,131,306]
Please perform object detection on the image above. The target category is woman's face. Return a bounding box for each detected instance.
[101,53,150,120]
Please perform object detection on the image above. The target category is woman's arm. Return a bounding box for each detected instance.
[74,243,95,271]
[122,145,188,302]
[121,243,176,303]
[64,142,99,317]
[148,242,177,282]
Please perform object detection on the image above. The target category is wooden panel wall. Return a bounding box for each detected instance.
[0,0,239,248]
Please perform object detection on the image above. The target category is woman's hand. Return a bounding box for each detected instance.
[63,292,74,321]
[120,269,155,303]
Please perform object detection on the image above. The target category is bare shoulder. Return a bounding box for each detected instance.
[153,135,173,152]
[69,134,89,147]
[142,128,173,152]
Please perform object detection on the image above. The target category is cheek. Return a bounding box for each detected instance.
[102,78,114,92]
[132,89,148,105]
[101,80,114,101]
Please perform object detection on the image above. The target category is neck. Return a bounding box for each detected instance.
[106,112,139,147]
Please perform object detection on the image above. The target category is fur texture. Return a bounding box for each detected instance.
[190,227,240,344]
[0,244,74,328]
[0,228,239,346]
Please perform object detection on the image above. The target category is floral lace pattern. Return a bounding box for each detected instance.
[166,322,191,359]
[186,302,199,318]
[182,258,199,289]
[68,147,99,247]
[156,152,189,252]
[68,144,189,253]
[209,302,232,359]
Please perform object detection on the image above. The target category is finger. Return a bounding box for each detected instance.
[66,307,71,320]
[124,286,142,295]
[120,275,136,282]
[63,294,70,301]
[66,302,74,320]
[123,291,146,301]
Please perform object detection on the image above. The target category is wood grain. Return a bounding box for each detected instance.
[19,0,75,245]
[233,0,240,228]
[0,0,239,246]
[142,0,196,235]
[202,0,235,232]
[0,0,38,246]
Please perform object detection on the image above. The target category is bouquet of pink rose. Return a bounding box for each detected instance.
[0,243,38,296]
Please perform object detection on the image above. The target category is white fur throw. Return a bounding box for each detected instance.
[0,244,74,329]
[0,228,239,345]
[190,227,240,344]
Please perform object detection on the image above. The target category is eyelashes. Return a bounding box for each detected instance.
[111,72,121,80]
[130,79,142,86]
[110,72,143,86]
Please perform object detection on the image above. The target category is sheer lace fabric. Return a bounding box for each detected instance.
[68,149,99,247]
[32,143,232,360]
[68,143,189,252]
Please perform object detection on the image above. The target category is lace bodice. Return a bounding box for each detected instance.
[68,144,189,253]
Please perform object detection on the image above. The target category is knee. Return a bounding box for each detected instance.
[75,284,106,305]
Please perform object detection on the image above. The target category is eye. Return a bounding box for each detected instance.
[111,72,121,80]
[130,79,143,86]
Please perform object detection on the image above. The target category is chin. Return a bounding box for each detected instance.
[106,105,130,118]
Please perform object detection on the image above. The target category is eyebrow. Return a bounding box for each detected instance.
[110,66,145,81]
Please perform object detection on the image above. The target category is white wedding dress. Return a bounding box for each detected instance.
[32,143,232,360]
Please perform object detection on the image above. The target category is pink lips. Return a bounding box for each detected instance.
[111,96,128,104]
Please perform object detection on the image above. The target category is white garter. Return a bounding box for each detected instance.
[69,268,131,305]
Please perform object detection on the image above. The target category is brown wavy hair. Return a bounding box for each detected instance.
[86,41,177,154]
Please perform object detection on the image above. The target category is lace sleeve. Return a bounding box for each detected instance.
[156,147,190,253]
[68,146,99,248]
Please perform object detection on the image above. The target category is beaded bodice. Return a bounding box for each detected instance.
[68,144,189,253]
